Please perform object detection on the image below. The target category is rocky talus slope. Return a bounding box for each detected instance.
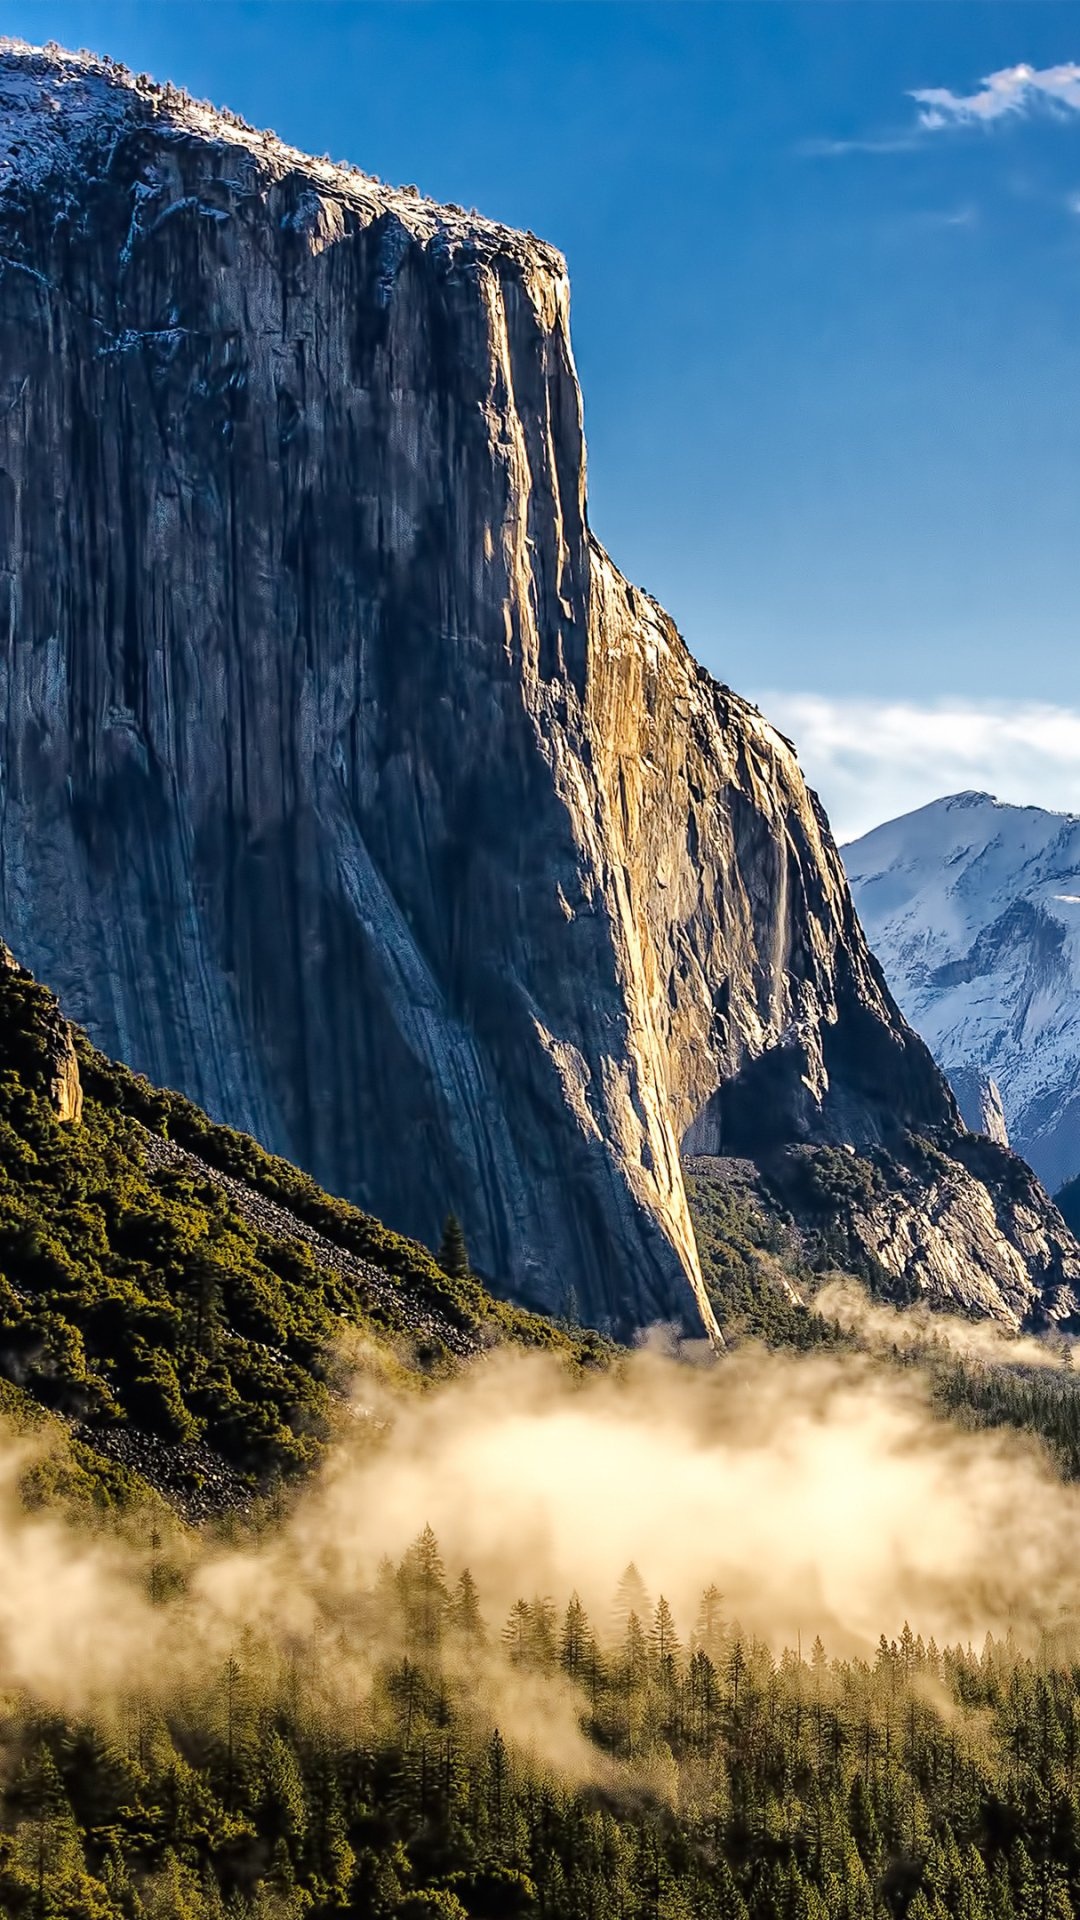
[0,43,1075,1332]
[136,1126,483,1360]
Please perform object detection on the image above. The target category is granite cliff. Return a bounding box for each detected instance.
[0,42,1075,1335]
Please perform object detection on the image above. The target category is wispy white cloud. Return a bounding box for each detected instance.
[798,133,923,158]
[754,694,1080,843]
[805,62,1080,162]
[912,62,1080,132]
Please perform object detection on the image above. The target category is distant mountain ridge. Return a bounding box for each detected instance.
[844,791,1080,1192]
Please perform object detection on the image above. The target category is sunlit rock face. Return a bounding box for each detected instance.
[0,43,1073,1335]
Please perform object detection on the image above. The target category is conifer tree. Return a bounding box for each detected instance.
[560,1593,593,1679]
[527,1595,559,1669]
[693,1581,727,1662]
[437,1214,470,1279]
[260,1729,308,1850]
[613,1562,652,1631]
[400,1525,450,1648]
[502,1598,531,1665]
[623,1610,649,1691]
[649,1596,681,1669]
[452,1567,485,1643]
[714,1858,750,1920]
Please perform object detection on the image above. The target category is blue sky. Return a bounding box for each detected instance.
[6,2,1080,833]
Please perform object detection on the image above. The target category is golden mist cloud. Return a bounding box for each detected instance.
[0,1334,1079,1771]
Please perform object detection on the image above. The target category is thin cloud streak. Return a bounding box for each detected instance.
[798,133,923,158]
[754,694,1080,843]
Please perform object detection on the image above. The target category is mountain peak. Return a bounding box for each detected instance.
[845,795,1080,1193]
[941,789,999,809]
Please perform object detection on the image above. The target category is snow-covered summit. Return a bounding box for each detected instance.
[844,792,1080,1192]
[0,39,564,273]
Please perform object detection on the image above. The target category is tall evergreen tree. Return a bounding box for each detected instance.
[613,1563,652,1632]
[452,1568,485,1644]
[437,1214,470,1279]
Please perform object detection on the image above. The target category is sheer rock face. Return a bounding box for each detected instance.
[0,44,1071,1334]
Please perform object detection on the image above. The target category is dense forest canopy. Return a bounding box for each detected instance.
[6,1517,1080,1920]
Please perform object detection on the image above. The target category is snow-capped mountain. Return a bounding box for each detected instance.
[844,792,1080,1194]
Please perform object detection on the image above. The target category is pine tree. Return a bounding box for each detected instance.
[305,1752,354,1898]
[526,1596,559,1670]
[139,1848,209,1919]
[613,1563,652,1632]
[260,1729,308,1850]
[650,1597,682,1734]
[988,1853,1015,1920]
[400,1525,450,1649]
[623,1611,649,1691]
[437,1214,470,1279]
[687,1647,718,1747]
[183,1250,224,1358]
[714,1858,750,1920]
[452,1568,485,1643]
[650,1597,681,1670]
[847,1774,881,1874]
[693,1581,727,1663]
[502,1600,532,1665]
[561,1593,593,1679]
[1009,1839,1038,1920]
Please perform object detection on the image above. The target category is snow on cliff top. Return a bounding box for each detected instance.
[0,38,565,271]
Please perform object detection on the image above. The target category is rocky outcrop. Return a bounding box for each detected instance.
[45,1019,83,1123]
[0,940,82,1121]
[0,43,1073,1335]
[845,1132,1080,1327]
[948,1065,1009,1148]
[690,1137,1080,1331]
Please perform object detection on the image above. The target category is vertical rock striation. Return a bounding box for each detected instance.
[0,43,1072,1334]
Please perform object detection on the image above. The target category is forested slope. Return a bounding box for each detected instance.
[0,942,597,1511]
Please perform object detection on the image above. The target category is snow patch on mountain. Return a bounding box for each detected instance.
[844,791,1080,1192]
